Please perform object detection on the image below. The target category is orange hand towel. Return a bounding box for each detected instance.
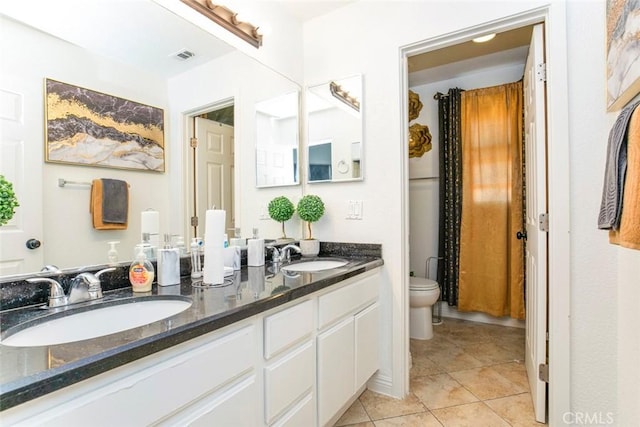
[90,179,129,230]
[610,106,640,249]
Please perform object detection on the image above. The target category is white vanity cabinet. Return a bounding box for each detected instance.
[2,267,381,427]
[1,321,261,427]
[317,272,380,427]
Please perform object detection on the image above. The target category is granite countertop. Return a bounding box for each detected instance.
[0,249,383,411]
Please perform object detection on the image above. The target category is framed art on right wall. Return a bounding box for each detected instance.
[607,1,640,111]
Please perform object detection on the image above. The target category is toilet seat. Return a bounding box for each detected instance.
[409,277,439,291]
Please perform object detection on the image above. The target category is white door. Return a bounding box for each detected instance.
[523,23,548,423]
[195,117,234,236]
[0,86,43,275]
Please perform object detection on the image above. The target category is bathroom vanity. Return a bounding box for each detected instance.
[0,246,382,426]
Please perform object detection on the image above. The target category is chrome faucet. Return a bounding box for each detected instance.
[26,277,68,308]
[267,244,301,269]
[26,267,116,308]
[280,244,302,263]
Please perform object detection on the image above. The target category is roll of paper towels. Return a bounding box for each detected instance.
[203,209,225,285]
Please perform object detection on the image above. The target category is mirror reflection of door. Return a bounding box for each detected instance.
[309,141,333,181]
[192,106,235,238]
[0,89,44,275]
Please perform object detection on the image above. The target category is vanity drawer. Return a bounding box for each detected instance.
[264,299,313,359]
[13,324,257,426]
[264,340,314,424]
[318,273,379,330]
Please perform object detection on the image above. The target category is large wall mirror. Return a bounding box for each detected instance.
[306,74,363,183]
[255,91,300,188]
[0,0,302,279]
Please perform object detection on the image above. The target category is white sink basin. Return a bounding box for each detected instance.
[282,259,349,272]
[1,298,192,347]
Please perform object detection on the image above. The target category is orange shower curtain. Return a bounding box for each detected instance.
[457,81,525,319]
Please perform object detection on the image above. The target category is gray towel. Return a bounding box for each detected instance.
[101,178,128,224]
[598,101,640,229]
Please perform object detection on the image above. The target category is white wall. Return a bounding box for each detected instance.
[1,17,171,269]
[304,0,639,423]
[167,51,303,242]
[566,2,640,425]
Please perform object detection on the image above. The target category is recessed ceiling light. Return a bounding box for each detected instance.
[472,33,496,43]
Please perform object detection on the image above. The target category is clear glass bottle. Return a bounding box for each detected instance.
[190,237,202,279]
[107,241,119,265]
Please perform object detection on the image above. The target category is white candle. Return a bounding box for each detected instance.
[203,209,226,285]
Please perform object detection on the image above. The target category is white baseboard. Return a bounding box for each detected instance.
[438,303,525,329]
[366,372,395,398]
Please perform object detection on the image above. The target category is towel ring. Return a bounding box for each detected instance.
[337,160,349,174]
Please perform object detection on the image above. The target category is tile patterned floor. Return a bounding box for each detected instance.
[335,318,545,427]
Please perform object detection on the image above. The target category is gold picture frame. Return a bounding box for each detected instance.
[45,78,165,172]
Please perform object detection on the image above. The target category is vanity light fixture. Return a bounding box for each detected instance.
[329,81,360,112]
[472,33,496,43]
[180,0,263,48]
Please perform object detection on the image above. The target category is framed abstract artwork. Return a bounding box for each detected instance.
[606,1,640,111]
[45,79,165,172]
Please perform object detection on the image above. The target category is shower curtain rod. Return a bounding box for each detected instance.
[434,89,466,100]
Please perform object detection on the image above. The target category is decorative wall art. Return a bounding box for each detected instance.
[408,90,432,158]
[409,90,423,121]
[606,0,640,111]
[409,123,433,158]
[45,79,165,172]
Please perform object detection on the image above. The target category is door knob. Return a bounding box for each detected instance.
[26,239,41,250]
[516,231,527,240]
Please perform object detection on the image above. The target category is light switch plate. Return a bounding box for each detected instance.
[259,205,270,220]
[346,200,363,220]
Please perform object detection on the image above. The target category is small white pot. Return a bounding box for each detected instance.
[299,239,320,257]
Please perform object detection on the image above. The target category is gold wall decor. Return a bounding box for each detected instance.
[45,78,165,172]
[409,90,423,121]
[409,123,432,158]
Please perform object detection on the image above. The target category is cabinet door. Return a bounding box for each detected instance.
[317,316,355,427]
[355,302,380,389]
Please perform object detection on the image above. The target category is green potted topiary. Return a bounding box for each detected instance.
[296,194,325,256]
[268,196,295,241]
[0,175,19,227]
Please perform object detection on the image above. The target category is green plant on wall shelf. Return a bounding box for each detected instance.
[268,196,295,239]
[297,195,325,240]
[0,175,19,227]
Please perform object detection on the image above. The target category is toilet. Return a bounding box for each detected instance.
[409,276,441,340]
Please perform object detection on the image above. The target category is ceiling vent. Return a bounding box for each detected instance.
[173,49,195,61]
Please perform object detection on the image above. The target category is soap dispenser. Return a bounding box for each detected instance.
[247,227,264,267]
[107,241,120,265]
[129,248,154,292]
[158,233,180,286]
